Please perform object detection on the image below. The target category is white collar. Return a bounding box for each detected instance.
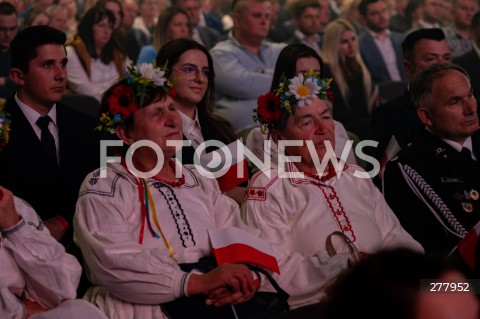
[15,93,58,127]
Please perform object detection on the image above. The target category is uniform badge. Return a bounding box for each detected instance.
[461,202,473,213]
[469,189,479,200]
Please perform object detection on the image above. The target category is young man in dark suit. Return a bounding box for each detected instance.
[0,25,99,245]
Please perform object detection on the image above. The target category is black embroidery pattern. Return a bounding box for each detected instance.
[153,182,196,248]
[88,170,101,185]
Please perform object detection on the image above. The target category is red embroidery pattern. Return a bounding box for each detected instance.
[318,185,356,242]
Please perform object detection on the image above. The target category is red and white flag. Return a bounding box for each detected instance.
[379,135,401,181]
[457,221,480,270]
[208,227,280,274]
[199,140,248,193]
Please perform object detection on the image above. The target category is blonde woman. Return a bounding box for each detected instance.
[322,19,375,139]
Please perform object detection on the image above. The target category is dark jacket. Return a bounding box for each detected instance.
[383,129,480,256]
[0,97,100,245]
[372,89,423,161]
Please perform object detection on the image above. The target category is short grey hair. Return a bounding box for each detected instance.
[409,63,470,109]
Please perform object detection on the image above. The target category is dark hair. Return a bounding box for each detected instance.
[358,0,381,16]
[269,44,326,130]
[95,0,124,24]
[271,43,325,91]
[10,25,66,73]
[290,0,321,18]
[410,62,470,109]
[471,11,480,30]
[402,28,445,61]
[153,6,190,51]
[77,6,116,64]
[0,2,17,16]
[155,38,237,144]
[326,248,461,319]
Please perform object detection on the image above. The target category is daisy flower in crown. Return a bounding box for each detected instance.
[286,73,321,107]
[97,61,176,134]
[254,70,334,129]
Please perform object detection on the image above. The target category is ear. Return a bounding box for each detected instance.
[417,107,432,127]
[233,12,241,28]
[403,60,413,78]
[9,68,25,86]
[116,125,134,146]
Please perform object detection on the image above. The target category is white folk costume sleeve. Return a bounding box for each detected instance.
[74,163,253,313]
[242,179,350,307]
[74,174,187,305]
[242,163,422,307]
[0,197,81,317]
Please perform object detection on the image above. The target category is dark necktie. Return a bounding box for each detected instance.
[36,116,57,165]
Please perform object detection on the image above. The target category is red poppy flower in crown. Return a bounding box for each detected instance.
[97,61,176,134]
[254,70,334,130]
[0,100,10,150]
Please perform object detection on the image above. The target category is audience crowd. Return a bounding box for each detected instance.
[0,0,479,317]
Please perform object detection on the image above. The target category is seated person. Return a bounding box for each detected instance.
[155,38,246,204]
[245,44,358,174]
[137,7,191,65]
[241,70,422,308]
[383,63,480,257]
[66,6,127,102]
[0,185,108,319]
[74,63,263,319]
[326,247,479,319]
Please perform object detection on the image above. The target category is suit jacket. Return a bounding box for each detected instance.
[454,49,480,105]
[0,97,100,244]
[383,129,480,256]
[203,12,224,34]
[359,31,407,84]
[371,89,423,161]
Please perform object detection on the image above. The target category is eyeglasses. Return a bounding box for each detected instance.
[174,66,213,80]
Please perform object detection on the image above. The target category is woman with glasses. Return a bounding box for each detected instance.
[74,63,260,319]
[137,7,191,65]
[155,38,245,204]
[65,6,127,102]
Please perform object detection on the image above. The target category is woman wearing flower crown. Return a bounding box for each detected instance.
[241,68,422,308]
[245,44,358,174]
[322,19,376,140]
[155,39,245,204]
[74,63,260,319]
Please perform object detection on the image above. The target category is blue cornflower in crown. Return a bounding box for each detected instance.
[0,100,10,149]
[254,70,334,129]
[97,61,175,134]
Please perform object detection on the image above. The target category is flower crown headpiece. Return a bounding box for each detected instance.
[97,62,175,134]
[0,100,10,150]
[254,70,334,129]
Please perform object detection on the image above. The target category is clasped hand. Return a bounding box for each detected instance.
[187,263,258,307]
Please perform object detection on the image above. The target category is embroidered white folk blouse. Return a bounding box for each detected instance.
[241,161,423,308]
[0,197,90,318]
[74,162,258,319]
